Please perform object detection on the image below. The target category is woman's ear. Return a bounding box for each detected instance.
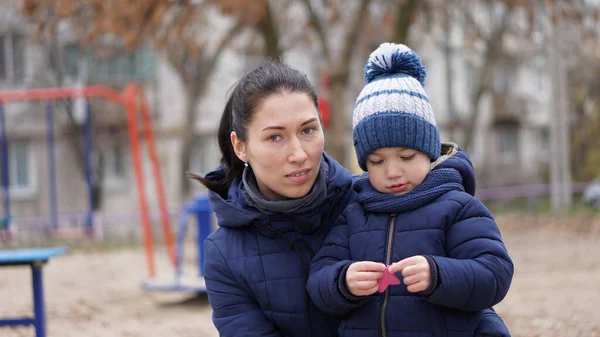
[231,131,247,163]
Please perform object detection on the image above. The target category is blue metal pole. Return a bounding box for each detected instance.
[83,101,94,235]
[0,102,10,236]
[31,262,47,337]
[0,317,36,327]
[195,195,212,277]
[46,102,58,232]
[175,204,190,285]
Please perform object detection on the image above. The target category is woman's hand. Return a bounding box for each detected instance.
[388,255,431,293]
[345,261,386,296]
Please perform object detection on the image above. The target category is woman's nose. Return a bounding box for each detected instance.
[288,137,308,163]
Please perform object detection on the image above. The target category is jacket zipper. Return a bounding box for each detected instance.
[381,214,396,337]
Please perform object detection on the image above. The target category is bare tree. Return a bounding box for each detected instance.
[541,0,600,209]
[292,0,425,167]
[18,0,272,199]
[451,0,598,208]
[446,0,534,152]
[292,0,370,167]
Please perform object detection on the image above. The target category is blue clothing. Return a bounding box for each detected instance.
[307,145,514,337]
[203,153,354,337]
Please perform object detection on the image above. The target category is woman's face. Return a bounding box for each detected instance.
[232,91,324,200]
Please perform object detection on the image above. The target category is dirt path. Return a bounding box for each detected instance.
[1,217,599,337]
[0,246,218,337]
[494,229,600,337]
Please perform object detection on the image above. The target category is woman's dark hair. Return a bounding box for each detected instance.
[190,60,320,197]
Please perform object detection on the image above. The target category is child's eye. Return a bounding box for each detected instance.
[369,159,383,165]
[269,135,281,142]
[302,127,314,135]
[401,154,415,160]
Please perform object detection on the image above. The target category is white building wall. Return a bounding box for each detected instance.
[1,3,560,243]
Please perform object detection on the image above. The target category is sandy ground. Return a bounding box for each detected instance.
[1,213,599,337]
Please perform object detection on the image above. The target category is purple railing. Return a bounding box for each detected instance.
[476,182,590,201]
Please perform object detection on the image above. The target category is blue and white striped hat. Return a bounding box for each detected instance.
[353,43,440,171]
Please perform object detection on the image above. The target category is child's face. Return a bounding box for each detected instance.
[366,147,431,195]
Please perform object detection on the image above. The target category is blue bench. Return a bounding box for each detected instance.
[0,247,67,337]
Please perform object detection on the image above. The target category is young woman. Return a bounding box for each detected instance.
[191,60,355,337]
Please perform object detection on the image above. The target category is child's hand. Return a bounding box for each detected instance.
[346,261,386,296]
[388,256,431,293]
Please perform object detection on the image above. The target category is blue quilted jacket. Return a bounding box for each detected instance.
[203,153,354,337]
[307,145,514,337]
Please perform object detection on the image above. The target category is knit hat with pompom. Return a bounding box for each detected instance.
[353,43,440,171]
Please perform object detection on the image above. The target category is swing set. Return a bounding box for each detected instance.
[0,85,175,277]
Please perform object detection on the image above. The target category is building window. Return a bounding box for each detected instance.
[539,127,549,152]
[103,138,130,189]
[0,32,26,82]
[0,141,35,197]
[498,127,519,162]
[493,64,516,95]
[465,63,476,95]
[10,141,30,189]
[534,53,547,91]
[190,134,220,176]
[536,68,547,91]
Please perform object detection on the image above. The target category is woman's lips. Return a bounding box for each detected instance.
[286,169,311,184]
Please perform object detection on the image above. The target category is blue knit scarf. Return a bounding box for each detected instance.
[355,168,464,213]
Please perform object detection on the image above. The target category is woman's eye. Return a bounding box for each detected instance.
[269,135,281,142]
[302,127,315,135]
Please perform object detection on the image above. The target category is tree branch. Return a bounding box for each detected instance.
[163,45,187,82]
[187,19,245,125]
[462,6,512,152]
[393,0,419,43]
[460,1,487,41]
[155,5,191,82]
[256,1,281,60]
[124,0,160,48]
[300,0,331,60]
[340,0,371,73]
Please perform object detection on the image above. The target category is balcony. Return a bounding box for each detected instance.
[492,93,528,126]
[61,45,157,86]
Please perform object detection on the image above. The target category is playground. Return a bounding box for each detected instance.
[0,85,210,336]
[1,86,599,336]
[1,212,599,337]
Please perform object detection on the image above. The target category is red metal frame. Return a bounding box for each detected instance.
[0,85,175,277]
